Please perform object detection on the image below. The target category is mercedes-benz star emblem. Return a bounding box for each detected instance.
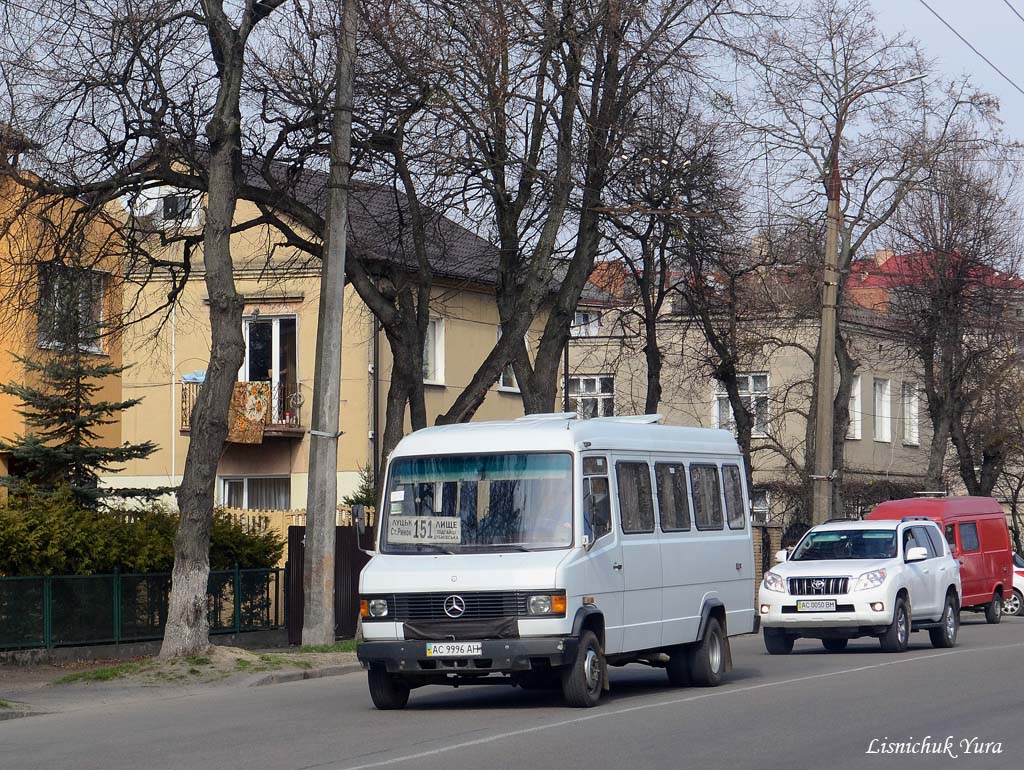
[443,594,466,618]
[811,579,826,591]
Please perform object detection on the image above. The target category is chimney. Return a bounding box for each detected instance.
[873,249,894,266]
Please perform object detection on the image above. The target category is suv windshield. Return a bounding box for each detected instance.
[381,453,573,554]
[792,529,897,561]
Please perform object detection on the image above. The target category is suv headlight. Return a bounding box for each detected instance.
[763,571,786,593]
[853,569,887,592]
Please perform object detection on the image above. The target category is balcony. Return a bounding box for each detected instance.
[180,381,304,438]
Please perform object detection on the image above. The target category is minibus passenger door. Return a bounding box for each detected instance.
[581,457,625,654]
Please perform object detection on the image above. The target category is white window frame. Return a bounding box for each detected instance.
[570,375,614,418]
[571,310,601,338]
[240,314,298,422]
[873,377,892,443]
[219,476,291,511]
[714,373,769,437]
[902,382,920,446]
[423,317,446,386]
[496,328,523,393]
[847,374,862,440]
[750,488,771,526]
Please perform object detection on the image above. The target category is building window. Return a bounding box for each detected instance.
[37,263,105,351]
[714,373,769,437]
[220,477,291,510]
[750,488,770,525]
[423,318,445,385]
[162,193,193,222]
[902,382,919,446]
[847,374,862,440]
[571,310,601,337]
[242,315,298,422]
[570,375,614,418]
[496,328,522,392]
[873,377,891,442]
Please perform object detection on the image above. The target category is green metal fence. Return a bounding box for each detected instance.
[0,567,283,651]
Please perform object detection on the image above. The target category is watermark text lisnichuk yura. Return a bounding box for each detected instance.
[867,737,1002,758]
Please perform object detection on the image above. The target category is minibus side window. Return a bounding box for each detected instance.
[615,461,655,534]
[722,465,745,530]
[655,463,691,532]
[583,456,612,542]
[690,464,723,530]
[944,524,957,552]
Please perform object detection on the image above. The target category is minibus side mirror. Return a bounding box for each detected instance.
[353,504,367,536]
[906,546,928,563]
[775,549,788,563]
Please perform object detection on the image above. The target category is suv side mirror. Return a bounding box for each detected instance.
[906,545,928,563]
[353,504,367,536]
[775,549,788,563]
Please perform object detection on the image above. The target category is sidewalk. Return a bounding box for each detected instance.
[0,644,361,720]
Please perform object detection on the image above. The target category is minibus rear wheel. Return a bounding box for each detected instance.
[367,666,410,710]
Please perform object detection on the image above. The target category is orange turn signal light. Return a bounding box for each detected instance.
[552,594,567,615]
[359,599,369,618]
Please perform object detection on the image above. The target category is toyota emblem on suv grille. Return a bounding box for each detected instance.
[443,594,466,618]
[811,579,826,591]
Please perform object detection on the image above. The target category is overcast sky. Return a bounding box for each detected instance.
[870,0,1024,141]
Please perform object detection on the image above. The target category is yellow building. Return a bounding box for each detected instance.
[108,172,535,509]
[0,175,125,485]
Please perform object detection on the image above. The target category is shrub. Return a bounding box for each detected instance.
[0,489,284,576]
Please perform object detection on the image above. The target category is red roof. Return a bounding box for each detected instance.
[849,251,1024,291]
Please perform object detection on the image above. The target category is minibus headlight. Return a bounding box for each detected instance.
[367,598,389,618]
[527,594,566,615]
[763,571,786,593]
[853,569,887,592]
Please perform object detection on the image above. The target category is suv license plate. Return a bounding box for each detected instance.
[796,600,836,612]
[425,642,482,657]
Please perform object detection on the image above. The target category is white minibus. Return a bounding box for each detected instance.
[355,413,756,708]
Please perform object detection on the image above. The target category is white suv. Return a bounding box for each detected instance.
[759,518,961,654]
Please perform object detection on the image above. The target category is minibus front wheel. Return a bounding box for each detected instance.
[367,665,411,710]
[561,630,604,708]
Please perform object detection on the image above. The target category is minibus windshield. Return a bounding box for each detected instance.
[791,530,898,560]
[381,453,573,553]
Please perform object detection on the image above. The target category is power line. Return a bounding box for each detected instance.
[916,0,1024,99]
[1002,0,1024,26]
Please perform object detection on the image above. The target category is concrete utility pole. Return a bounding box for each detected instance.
[302,0,359,645]
[810,73,925,525]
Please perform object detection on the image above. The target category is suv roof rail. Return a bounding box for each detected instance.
[901,515,933,522]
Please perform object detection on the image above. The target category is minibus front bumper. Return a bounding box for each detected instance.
[357,636,578,675]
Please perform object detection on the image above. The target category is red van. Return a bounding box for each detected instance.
[867,497,1013,623]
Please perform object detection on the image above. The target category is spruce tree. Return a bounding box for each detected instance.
[0,351,159,504]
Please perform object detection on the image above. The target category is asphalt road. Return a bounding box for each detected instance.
[2,616,1022,770]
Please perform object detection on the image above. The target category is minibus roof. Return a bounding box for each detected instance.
[390,414,741,459]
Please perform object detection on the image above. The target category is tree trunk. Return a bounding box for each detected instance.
[161,32,247,659]
[830,328,857,518]
[301,0,358,647]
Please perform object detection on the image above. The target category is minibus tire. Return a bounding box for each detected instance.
[561,630,604,708]
[368,667,410,710]
[666,649,691,687]
[984,592,1003,624]
[688,618,724,687]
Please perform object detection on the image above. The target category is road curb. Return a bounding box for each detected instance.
[249,663,363,687]
[0,709,40,722]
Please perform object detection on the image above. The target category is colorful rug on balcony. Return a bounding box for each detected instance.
[227,381,271,443]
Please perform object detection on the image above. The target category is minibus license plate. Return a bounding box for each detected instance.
[426,642,482,657]
[796,600,836,612]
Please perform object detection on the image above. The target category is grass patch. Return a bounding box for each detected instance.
[187,667,201,675]
[54,662,143,685]
[234,659,253,671]
[185,656,212,666]
[0,698,12,709]
[297,640,357,654]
